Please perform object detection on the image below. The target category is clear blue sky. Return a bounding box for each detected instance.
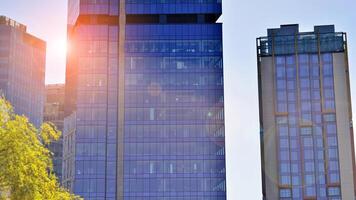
[1,0,356,199]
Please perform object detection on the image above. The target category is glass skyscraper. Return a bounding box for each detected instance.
[0,16,46,128]
[64,1,226,199]
[258,24,356,199]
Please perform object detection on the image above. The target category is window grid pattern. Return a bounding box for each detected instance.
[79,0,119,16]
[275,53,341,199]
[123,24,226,200]
[73,25,119,200]
[125,0,222,15]
[0,25,45,128]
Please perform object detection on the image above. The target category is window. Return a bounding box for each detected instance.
[329,173,340,183]
[311,67,320,78]
[328,187,340,196]
[305,162,315,172]
[302,137,313,147]
[280,189,292,197]
[305,175,315,185]
[312,90,320,100]
[301,127,312,135]
[277,80,286,89]
[286,67,296,78]
[327,136,338,147]
[287,81,295,90]
[305,186,316,196]
[324,100,335,110]
[278,126,289,136]
[276,57,285,65]
[317,151,324,160]
[310,55,319,64]
[292,176,300,185]
[300,78,310,88]
[277,91,287,101]
[276,116,288,125]
[276,66,285,78]
[291,163,299,173]
[324,114,336,122]
[298,54,308,64]
[280,176,291,185]
[322,54,332,63]
[324,89,334,99]
[289,128,297,136]
[329,161,339,171]
[301,101,311,112]
[323,77,334,87]
[304,151,314,160]
[323,64,333,76]
[312,102,321,112]
[288,116,297,125]
[328,149,338,159]
[286,56,295,65]
[292,188,301,198]
[318,174,326,184]
[291,151,299,161]
[301,90,311,100]
[280,151,290,161]
[290,139,298,149]
[280,163,290,173]
[277,103,287,113]
[288,103,296,113]
[299,64,309,77]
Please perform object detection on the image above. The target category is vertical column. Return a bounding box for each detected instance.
[117,0,126,199]
[333,52,355,199]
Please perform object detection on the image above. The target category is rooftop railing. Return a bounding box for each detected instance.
[257,32,346,57]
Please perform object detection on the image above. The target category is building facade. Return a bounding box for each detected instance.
[44,84,65,182]
[64,1,226,200]
[62,112,77,192]
[0,16,46,127]
[257,24,356,199]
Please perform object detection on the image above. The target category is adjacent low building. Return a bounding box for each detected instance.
[62,112,77,192]
[44,84,65,182]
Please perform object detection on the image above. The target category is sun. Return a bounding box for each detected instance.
[49,38,69,56]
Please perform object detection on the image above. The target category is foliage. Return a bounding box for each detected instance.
[0,97,81,200]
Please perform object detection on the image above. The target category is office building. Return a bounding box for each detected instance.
[257,24,356,199]
[62,112,77,192]
[64,0,226,199]
[44,84,65,182]
[0,16,46,127]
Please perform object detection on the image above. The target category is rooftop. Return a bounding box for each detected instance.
[257,24,346,57]
[0,15,27,32]
[267,24,336,37]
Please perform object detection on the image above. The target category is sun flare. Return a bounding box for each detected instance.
[49,38,69,56]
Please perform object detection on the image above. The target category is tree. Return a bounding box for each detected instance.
[0,97,81,200]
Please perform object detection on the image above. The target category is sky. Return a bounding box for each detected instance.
[1,0,356,199]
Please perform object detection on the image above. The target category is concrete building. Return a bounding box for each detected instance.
[64,0,226,199]
[0,16,46,127]
[257,24,356,199]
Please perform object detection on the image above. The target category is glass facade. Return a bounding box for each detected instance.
[73,24,119,199]
[123,24,225,199]
[275,53,341,199]
[125,0,222,14]
[0,16,45,128]
[257,24,354,200]
[65,1,225,199]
